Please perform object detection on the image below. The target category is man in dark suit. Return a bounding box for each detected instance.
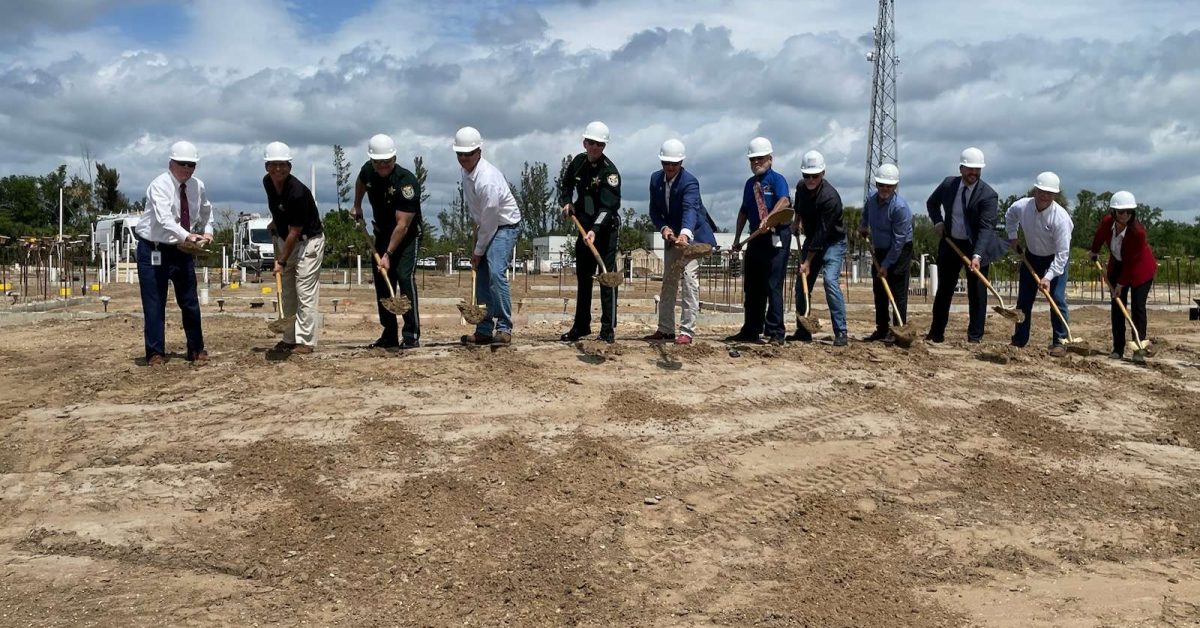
[925,147,1000,343]
[644,139,718,344]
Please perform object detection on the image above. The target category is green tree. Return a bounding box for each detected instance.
[511,161,555,248]
[437,182,471,255]
[332,145,351,211]
[413,156,437,244]
[618,207,656,252]
[94,162,129,215]
[551,155,573,236]
[320,208,365,268]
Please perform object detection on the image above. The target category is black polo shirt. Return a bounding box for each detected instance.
[795,179,846,254]
[263,174,323,238]
[358,161,421,244]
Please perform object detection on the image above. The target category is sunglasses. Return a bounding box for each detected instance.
[584,139,606,148]
[748,156,769,163]
[266,161,291,168]
[173,161,197,169]
[1115,209,1133,214]
[802,173,822,180]
[372,158,394,166]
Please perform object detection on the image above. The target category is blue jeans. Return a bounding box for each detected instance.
[1012,253,1069,347]
[795,239,848,336]
[136,239,204,359]
[475,223,519,336]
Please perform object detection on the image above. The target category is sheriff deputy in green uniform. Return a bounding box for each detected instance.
[558,121,622,343]
[351,133,422,349]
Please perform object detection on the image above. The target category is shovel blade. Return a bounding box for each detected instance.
[598,272,623,288]
[890,325,916,348]
[993,305,1023,323]
[267,316,295,335]
[380,295,411,316]
[798,315,822,334]
[457,302,488,325]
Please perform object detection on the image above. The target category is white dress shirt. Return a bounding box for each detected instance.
[136,171,213,244]
[1110,224,1126,261]
[462,157,521,256]
[1005,197,1074,280]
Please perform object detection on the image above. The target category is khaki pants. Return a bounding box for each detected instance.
[276,234,325,346]
[658,246,700,338]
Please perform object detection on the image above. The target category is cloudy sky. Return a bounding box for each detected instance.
[1,0,1198,228]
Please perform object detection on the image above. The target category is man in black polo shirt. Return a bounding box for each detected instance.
[351,133,422,349]
[263,141,325,353]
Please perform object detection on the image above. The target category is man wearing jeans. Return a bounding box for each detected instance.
[644,139,717,345]
[859,163,913,342]
[134,140,213,365]
[262,141,325,353]
[791,150,848,346]
[1006,172,1074,357]
[453,127,521,345]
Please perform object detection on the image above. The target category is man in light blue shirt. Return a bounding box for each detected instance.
[858,163,913,342]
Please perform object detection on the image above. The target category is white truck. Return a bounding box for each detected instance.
[233,212,274,272]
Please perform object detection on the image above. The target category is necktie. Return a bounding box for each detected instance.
[753,181,769,223]
[180,183,190,230]
[960,185,969,213]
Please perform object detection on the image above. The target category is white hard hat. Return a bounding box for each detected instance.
[452,126,482,153]
[746,137,773,158]
[659,139,685,163]
[1034,171,1061,194]
[263,141,292,162]
[799,150,826,175]
[169,141,199,162]
[873,163,900,185]
[959,147,986,169]
[367,134,397,160]
[1109,190,1137,210]
[582,121,610,143]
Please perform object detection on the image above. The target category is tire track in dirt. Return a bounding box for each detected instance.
[625,401,874,487]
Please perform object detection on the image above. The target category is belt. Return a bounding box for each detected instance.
[133,232,177,249]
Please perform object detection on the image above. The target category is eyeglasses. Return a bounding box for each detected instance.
[661,161,681,167]
[802,173,822,180]
[748,156,769,163]
[455,150,480,159]
[266,161,290,169]
[1115,209,1133,214]
[584,139,606,148]
[372,158,394,166]
[173,161,197,169]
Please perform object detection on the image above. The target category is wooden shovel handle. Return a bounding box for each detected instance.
[358,218,398,299]
[1018,250,1073,336]
[1094,259,1143,346]
[872,259,905,327]
[274,271,284,317]
[942,237,1006,301]
[569,214,609,275]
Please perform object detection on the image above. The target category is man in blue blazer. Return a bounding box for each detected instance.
[925,147,1000,343]
[645,139,718,345]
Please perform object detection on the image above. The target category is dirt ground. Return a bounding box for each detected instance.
[1,277,1199,627]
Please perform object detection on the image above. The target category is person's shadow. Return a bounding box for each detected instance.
[653,344,682,371]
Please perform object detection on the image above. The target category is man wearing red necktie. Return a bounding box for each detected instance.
[134,140,214,365]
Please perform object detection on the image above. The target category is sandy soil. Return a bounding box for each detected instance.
[1,280,1199,627]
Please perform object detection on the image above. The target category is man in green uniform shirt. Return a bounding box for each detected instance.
[558,121,621,343]
[351,133,422,349]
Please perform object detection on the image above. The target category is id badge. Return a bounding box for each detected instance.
[771,234,782,248]
[150,251,162,266]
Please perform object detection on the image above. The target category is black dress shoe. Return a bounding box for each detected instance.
[368,337,400,349]
[924,334,944,344]
[833,334,849,347]
[399,338,420,349]
[863,329,890,342]
[786,331,812,342]
[560,329,591,342]
[724,332,761,343]
[598,331,615,344]
[768,335,785,346]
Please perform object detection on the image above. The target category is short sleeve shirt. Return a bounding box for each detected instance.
[263,174,323,238]
[739,169,790,231]
[358,161,422,242]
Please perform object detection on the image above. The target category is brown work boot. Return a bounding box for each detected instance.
[492,331,512,345]
[461,333,493,345]
[292,344,314,354]
[188,350,209,364]
[147,353,166,366]
[1048,345,1067,358]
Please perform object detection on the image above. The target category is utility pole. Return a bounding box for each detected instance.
[863,0,899,202]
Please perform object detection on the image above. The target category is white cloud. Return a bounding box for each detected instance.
[0,0,1196,228]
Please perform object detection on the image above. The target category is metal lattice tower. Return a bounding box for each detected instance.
[863,0,898,202]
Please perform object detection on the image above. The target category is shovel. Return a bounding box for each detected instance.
[797,269,822,333]
[1093,259,1148,362]
[358,218,411,316]
[732,208,795,249]
[267,270,296,334]
[668,236,714,275]
[1017,249,1089,355]
[872,258,914,348]
[570,213,622,288]
[944,237,1023,323]
[457,266,487,325]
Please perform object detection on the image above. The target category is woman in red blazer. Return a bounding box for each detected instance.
[1088,191,1157,358]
